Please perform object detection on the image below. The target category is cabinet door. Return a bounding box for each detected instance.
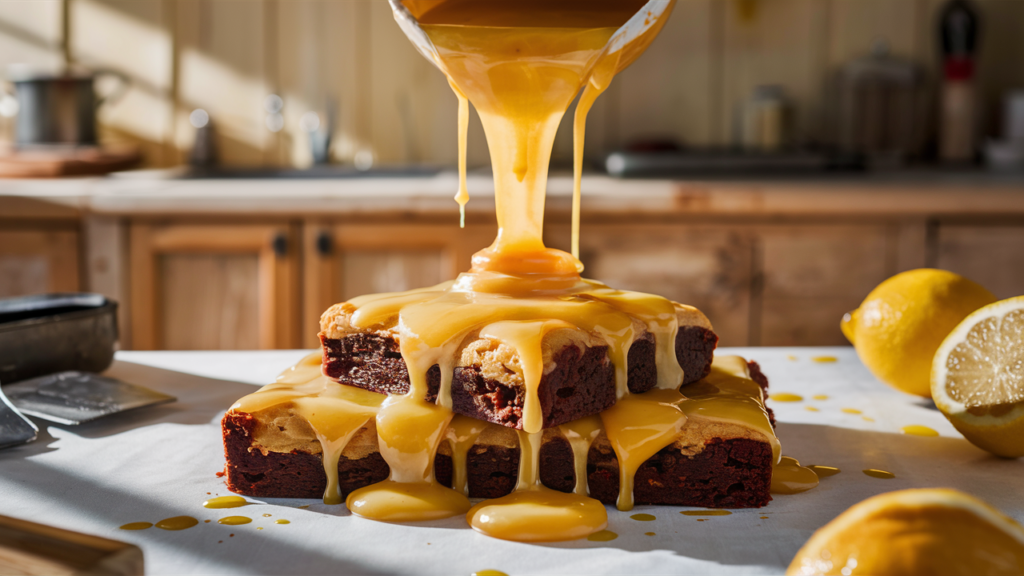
[129,222,299,350]
[758,224,894,346]
[553,224,755,347]
[303,223,496,348]
[936,225,1024,299]
[0,228,79,298]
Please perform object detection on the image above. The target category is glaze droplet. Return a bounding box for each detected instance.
[587,530,618,542]
[769,393,803,402]
[156,516,199,531]
[807,465,841,478]
[901,425,938,437]
[863,469,895,479]
[203,496,248,509]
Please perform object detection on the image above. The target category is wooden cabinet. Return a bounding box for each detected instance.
[129,222,300,351]
[935,225,1024,299]
[758,224,896,346]
[551,220,929,347]
[551,223,755,347]
[108,215,1022,351]
[302,222,496,347]
[0,227,80,298]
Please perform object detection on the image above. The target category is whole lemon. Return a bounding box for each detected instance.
[841,269,995,397]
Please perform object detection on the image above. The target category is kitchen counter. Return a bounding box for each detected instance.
[1,347,1021,575]
[4,169,1024,218]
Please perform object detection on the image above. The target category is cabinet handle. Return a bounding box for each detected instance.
[272,233,288,257]
[316,231,333,256]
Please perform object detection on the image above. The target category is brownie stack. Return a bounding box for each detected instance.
[221,303,775,508]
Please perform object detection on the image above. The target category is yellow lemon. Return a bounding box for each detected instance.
[786,489,1024,576]
[841,269,995,397]
[932,296,1024,458]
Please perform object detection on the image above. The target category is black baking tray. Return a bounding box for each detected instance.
[0,293,118,385]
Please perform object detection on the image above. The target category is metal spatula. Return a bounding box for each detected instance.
[0,378,38,450]
[3,371,175,426]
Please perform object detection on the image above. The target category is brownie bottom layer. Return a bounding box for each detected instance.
[223,412,772,508]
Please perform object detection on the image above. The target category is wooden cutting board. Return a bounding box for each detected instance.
[0,145,141,178]
[0,514,143,576]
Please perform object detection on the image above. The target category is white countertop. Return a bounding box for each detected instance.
[4,170,1024,218]
[2,347,1021,575]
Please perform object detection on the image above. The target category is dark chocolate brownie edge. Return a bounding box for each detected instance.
[222,411,388,499]
[746,360,776,428]
[223,412,770,507]
[678,325,719,385]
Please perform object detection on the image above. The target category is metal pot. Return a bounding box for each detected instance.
[6,69,129,148]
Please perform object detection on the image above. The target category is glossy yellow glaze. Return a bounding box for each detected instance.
[680,356,781,464]
[445,415,488,496]
[771,456,820,495]
[155,516,199,531]
[901,424,939,437]
[807,465,841,478]
[681,510,733,516]
[863,469,896,479]
[769,393,803,402]
[601,388,687,510]
[467,429,608,542]
[203,496,248,509]
[558,415,603,495]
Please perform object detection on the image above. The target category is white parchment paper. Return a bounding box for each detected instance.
[2,347,1021,575]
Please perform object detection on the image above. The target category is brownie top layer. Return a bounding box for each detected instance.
[320,300,712,383]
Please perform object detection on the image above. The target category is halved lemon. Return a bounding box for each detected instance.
[932,296,1024,458]
[786,489,1024,576]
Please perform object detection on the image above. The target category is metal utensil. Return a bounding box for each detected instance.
[0,378,38,450]
[3,371,175,426]
[4,66,129,148]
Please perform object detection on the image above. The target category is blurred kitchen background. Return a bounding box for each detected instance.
[2,0,1024,351]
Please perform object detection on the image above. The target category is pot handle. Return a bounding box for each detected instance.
[94,69,131,108]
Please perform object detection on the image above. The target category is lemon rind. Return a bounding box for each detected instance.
[792,489,1024,568]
